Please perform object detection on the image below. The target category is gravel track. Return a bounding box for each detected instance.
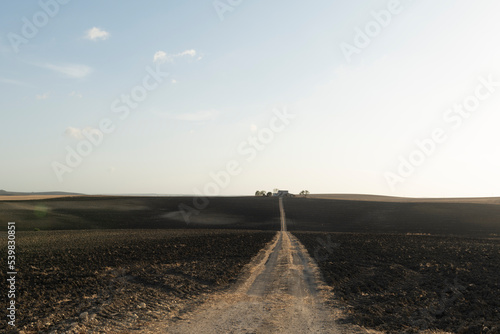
[138,198,377,333]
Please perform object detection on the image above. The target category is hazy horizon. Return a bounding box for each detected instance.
[3,1,500,198]
[5,189,500,200]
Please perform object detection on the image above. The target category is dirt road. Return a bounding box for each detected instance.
[138,198,375,333]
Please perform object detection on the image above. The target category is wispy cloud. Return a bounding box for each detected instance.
[64,126,101,139]
[65,127,83,139]
[153,109,220,122]
[69,91,83,98]
[36,93,49,100]
[0,77,32,87]
[172,110,220,122]
[42,63,92,78]
[153,49,198,63]
[178,49,196,57]
[85,27,110,41]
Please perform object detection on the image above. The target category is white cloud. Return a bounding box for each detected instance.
[153,49,197,63]
[108,166,116,173]
[85,27,110,41]
[65,126,101,139]
[153,51,169,63]
[43,63,92,78]
[171,79,177,84]
[36,93,49,100]
[69,91,83,98]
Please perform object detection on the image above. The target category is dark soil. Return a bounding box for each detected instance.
[0,229,275,333]
[3,196,500,333]
[284,197,500,237]
[293,232,500,333]
[0,196,281,231]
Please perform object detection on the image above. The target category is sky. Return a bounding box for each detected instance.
[2,0,500,197]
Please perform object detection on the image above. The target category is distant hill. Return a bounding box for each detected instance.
[0,190,83,196]
[309,193,500,205]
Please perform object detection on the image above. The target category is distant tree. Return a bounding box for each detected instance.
[299,190,310,197]
[255,190,267,196]
[266,192,272,197]
[273,188,279,194]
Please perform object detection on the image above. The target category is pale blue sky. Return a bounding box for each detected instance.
[2,0,500,197]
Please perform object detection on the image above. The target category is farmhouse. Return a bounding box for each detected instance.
[274,190,292,197]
